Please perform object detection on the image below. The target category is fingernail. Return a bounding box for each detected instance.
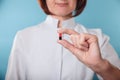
[57,40,61,43]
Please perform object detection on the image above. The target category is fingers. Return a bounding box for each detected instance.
[70,34,89,51]
[70,34,89,47]
[57,28,88,51]
[57,39,74,51]
[57,28,99,52]
[57,39,83,58]
[57,28,98,43]
[57,28,79,35]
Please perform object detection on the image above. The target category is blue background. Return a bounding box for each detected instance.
[0,0,120,80]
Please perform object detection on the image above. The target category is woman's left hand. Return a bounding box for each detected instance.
[57,28,105,69]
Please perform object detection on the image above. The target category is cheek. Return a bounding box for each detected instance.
[47,2,55,12]
[72,2,77,10]
[46,1,54,8]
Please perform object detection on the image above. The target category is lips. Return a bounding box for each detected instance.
[56,3,68,7]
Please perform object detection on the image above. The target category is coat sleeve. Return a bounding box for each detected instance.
[95,30,120,80]
[101,35,120,68]
[5,31,26,80]
[88,29,120,68]
[86,28,120,80]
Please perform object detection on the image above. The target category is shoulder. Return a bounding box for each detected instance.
[19,22,44,34]
[16,21,47,38]
[88,28,110,48]
[75,24,120,69]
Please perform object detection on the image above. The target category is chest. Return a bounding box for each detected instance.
[23,28,94,80]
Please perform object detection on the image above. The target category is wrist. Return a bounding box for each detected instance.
[89,59,120,80]
[90,59,110,74]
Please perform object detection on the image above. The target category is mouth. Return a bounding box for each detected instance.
[56,3,68,7]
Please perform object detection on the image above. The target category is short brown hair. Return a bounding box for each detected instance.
[38,0,87,17]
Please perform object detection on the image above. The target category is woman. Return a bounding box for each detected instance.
[6,0,120,80]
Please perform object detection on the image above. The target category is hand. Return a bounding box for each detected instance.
[57,28,105,69]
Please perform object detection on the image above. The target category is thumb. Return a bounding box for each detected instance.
[57,39,84,60]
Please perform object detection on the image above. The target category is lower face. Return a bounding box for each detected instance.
[46,0,77,19]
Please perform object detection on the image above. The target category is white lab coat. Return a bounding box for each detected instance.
[6,15,120,80]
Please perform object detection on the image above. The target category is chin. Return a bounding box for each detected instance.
[56,12,71,16]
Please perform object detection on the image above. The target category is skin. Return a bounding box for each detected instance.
[46,0,77,22]
[46,0,120,80]
[57,28,120,80]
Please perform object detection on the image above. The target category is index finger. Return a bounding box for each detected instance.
[57,28,79,35]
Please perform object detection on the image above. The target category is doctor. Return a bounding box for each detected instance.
[6,0,120,80]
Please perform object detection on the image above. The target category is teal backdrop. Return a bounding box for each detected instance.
[0,0,120,80]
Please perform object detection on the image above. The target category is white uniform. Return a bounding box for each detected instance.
[6,15,120,80]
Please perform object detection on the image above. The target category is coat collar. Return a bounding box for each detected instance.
[45,15,76,29]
